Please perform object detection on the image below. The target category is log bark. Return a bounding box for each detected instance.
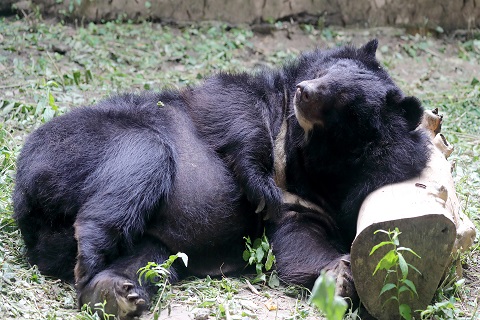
[351,110,476,320]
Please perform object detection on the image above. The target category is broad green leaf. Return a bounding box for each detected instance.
[407,263,422,275]
[398,285,411,295]
[253,238,262,248]
[261,241,270,251]
[42,106,55,122]
[242,249,250,262]
[397,247,421,258]
[403,279,418,296]
[397,252,408,279]
[255,263,262,274]
[399,304,412,320]
[255,246,265,262]
[392,235,400,246]
[382,295,398,307]
[309,272,333,308]
[379,283,396,296]
[309,272,347,320]
[369,241,393,255]
[265,249,275,271]
[34,100,45,116]
[373,250,398,275]
[331,296,348,320]
[268,271,280,288]
[252,273,266,284]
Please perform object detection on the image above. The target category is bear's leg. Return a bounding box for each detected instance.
[73,133,176,290]
[230,135,282,219]
[268,208,357,301]
[78,236,183,320]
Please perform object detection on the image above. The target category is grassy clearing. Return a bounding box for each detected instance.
[0,15,479,320]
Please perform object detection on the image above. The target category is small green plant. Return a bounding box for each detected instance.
[370,228,422,320]
[77,301,115,320]
[308,271,348,320]
[243,231,278,286]
[137,252,188,320]
[418,262,467,319]
[420,296,462,319]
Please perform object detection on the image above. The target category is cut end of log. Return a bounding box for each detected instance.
[351,215,456,319]
[351,108,477,320]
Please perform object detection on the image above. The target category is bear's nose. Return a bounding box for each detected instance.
[296,82,318,104]
[296,79,324,105]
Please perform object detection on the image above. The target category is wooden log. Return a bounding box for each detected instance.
[351,109,476,320]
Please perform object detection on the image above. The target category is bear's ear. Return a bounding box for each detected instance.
[361,39,378,57]
[398,96,424,131]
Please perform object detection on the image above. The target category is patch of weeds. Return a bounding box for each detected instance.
[264,49,298,67]
[0,125,18,219]
[419,264,467,319]
[1,19,255,110]
[1,80,66,133]
[77,301,115,320]
[308,271,347,320]
[458,39,480,62]
[171,276,253,319]
[420,296,464,320]
[243,231,279,287]
[370,228,422,320]
[421,81,480,230]
[137,252,188,319]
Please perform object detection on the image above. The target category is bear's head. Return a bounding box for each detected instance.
[292,39,424,141]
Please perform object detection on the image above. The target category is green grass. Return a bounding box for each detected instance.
[0,15,479,319]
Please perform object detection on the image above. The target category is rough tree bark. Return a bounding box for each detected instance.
[350,110,477,320]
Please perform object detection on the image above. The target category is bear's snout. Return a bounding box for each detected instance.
[296,82,317,104]
[295,79,329,110]
[293,79,331,131]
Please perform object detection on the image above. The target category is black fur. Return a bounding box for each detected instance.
[13,40,430,319]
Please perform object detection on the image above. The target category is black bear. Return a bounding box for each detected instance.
[13,39,430,319]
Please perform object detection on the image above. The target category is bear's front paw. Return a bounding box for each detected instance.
[251,177,282,220]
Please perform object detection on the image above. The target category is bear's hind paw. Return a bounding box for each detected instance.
[325,255,359,306]
[79,272,149,320]
[115,280,148,319]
